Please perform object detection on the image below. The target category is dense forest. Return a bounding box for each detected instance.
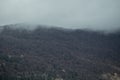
[0,25,120,80]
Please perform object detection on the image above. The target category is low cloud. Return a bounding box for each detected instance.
[0,0,120,31]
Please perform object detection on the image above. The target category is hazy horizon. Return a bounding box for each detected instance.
[0,0,120,31]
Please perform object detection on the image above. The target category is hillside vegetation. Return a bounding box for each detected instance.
[0,25,120,80]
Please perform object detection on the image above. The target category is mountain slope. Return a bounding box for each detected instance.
[0,25,120,80]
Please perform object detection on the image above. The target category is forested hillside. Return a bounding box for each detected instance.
[0,25,120,80]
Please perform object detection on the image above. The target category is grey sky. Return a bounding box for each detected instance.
[0,0,120,31]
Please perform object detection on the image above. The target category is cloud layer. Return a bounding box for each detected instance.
[0,0,120,31]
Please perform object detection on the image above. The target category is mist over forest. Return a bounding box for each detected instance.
[0,24,120,80]
[0,0,120,80]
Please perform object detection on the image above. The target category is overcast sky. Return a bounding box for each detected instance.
[0,0,120,31]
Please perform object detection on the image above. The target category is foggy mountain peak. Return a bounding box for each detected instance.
[1,23,120,34]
